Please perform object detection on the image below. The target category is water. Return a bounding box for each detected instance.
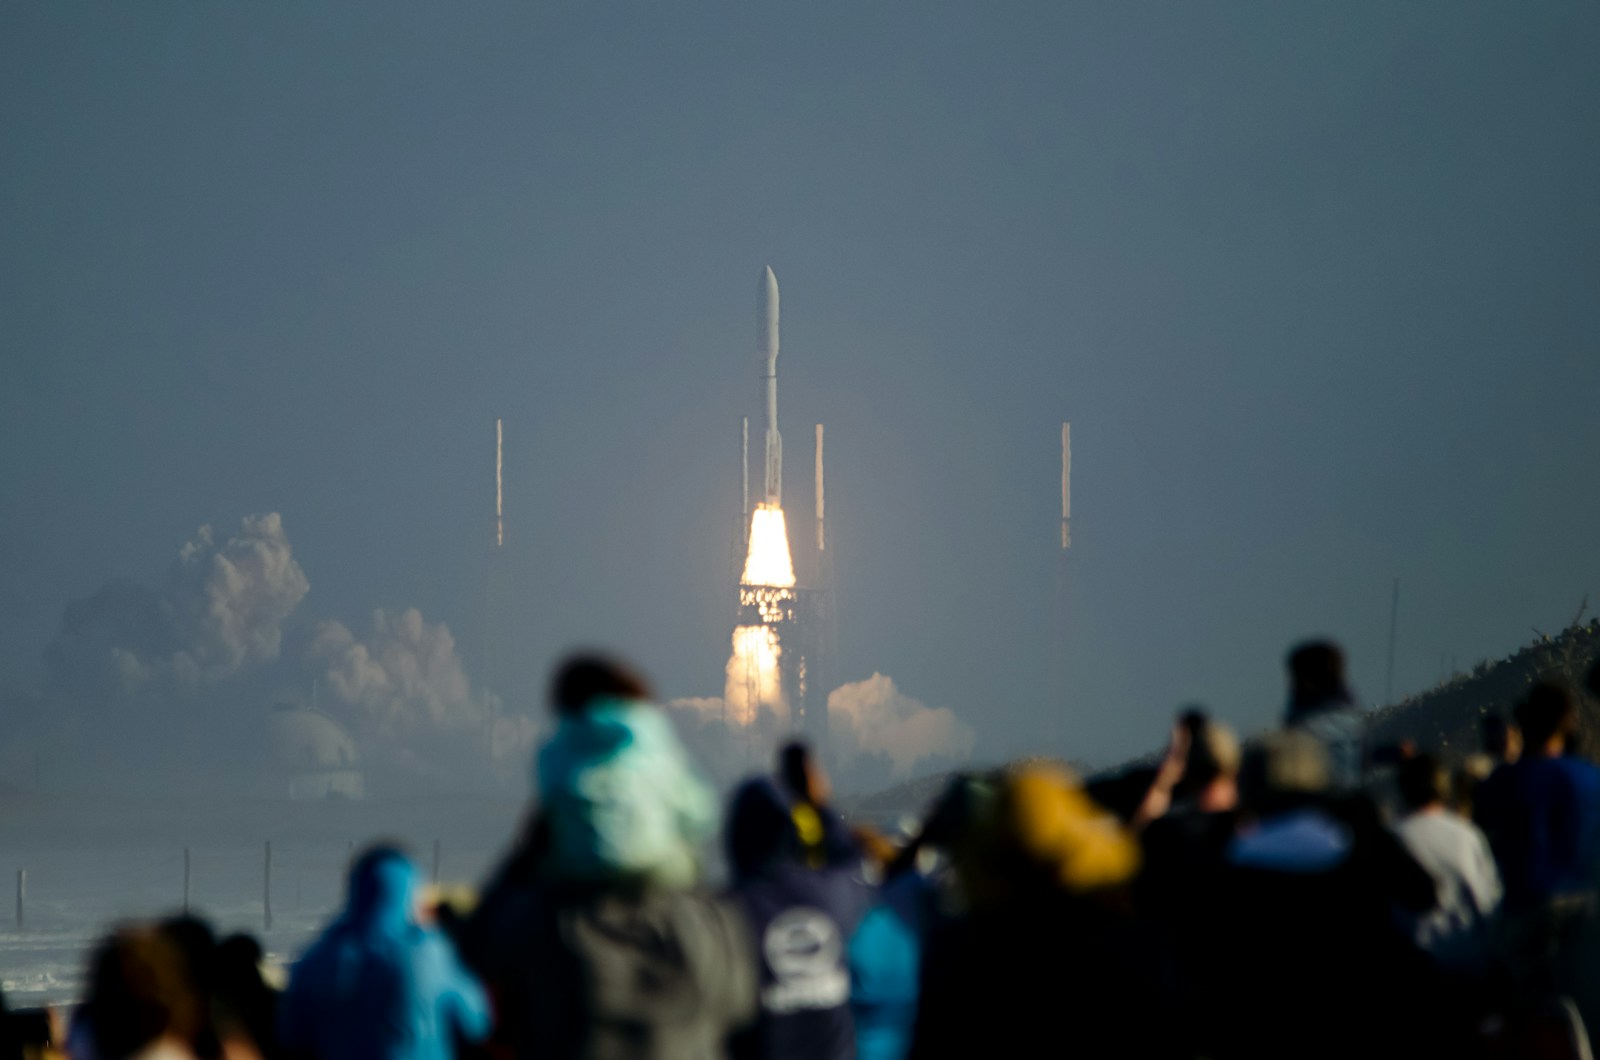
[0,796,522,1007]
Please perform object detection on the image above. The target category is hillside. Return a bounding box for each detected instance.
[844,617,1600,823]
[1368,617,1600,758]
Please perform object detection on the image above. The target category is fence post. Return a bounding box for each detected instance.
[263,841,273,932]
[183,848,191,914]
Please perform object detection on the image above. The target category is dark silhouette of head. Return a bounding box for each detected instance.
[549,653,652,716]
[1397,753,1449,812]
[725,777,800,880]
[213,933,275,1055]
[1516,682,1580,756]
[777,740,831,806]
[85,925,202,1060]
[1481,713,1521,764]
[1175,707,1241,797]
[1286,640,1351,718]
[1239,730,1330,818]
[345,843,418,932]
[779,741,810,800]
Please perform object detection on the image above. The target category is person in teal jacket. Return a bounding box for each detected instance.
[535,655,717,888]
[281,845,489,1060]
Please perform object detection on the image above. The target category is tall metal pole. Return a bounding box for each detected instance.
[263,841,273,932]
[1384,578,1400,706]
[1054,423,1073,749]
[1061,423,1071,551]
[815,424,825,554]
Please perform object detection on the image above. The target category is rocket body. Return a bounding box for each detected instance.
[759,266,782,504]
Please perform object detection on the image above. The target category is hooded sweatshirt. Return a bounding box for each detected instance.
[461,707,756,1060]
[538,698,717,888]
[281,851,489,1060]
[727,778,872,1060]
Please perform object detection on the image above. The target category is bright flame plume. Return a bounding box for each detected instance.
[741,505,795,587]
[725,624,784,726]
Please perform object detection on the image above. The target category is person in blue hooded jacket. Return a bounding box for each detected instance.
[281,845,490,1060]
[726,748,872,1060]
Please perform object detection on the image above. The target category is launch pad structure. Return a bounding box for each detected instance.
[734,579,834,746]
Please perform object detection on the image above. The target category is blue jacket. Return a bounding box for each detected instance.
[727,779,872,1060]
[1477,755,1600,910]
[848,871,930,1060]
[282,850,490,1060]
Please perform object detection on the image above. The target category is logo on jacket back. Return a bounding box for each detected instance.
[762,907,849,1013]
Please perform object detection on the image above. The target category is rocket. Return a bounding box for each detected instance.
[759,266,782,505]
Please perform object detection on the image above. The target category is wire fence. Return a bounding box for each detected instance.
[0,839,499,1008]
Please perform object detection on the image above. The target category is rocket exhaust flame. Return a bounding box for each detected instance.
[726,624,783,726]
[725,502,796,724]
[740,504,796,588]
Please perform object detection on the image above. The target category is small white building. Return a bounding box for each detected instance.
[266,709,365,801]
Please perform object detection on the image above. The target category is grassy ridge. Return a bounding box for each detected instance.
[1368,619,1600,760]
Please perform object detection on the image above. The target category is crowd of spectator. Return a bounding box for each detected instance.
[7,641,1600,1059]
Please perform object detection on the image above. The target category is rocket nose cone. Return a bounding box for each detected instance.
[758,266,780,357]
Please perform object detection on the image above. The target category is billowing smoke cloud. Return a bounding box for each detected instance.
[315,609,473,739]
[30,513,533,793]
[312,608,538,773]
[46,514,308,699]
[665,673,974,793]
[148,514,309,688]
[827,673,975,780]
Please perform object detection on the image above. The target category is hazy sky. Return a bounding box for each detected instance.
[4,2,1598,769]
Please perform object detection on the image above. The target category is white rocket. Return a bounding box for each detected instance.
[759,265,782,505]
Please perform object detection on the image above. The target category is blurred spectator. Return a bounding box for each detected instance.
[1476,683,1600,912]
[1391,754,1502,976]
[211,935,278,1060]
[849,826,899,885]
[549,652,652,715]
[849,775,992,1060]
[0,993,16,1060]
[461,653,756,1060]
[908,764,1178,1059]
[1200,731,1439,1059]
[1136,714,1242,1051]
[1475,682,1600,1036]
[1284,640,1366,792]
[1483,713,1523,768]
[1452,755,1494,819]
[536,654,717,889]
[726,748,869,1060]
[152,918,222,1060]
[280,845,488,1060]
[72,926,203,1060]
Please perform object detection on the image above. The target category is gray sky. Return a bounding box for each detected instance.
[3,1,1598,770]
